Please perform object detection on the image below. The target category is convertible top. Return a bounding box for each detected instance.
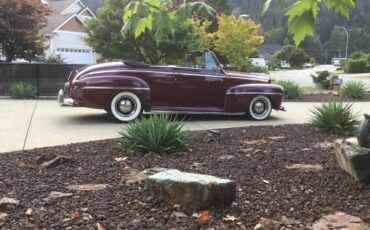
[123,60,151,67]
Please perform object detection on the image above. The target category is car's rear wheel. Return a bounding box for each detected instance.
[247,95,272,120]
[110,92,142,122]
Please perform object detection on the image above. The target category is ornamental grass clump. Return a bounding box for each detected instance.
[119,114,190,155]
[9,82,37,99]
[275,80,301,99]
[341,80,367,99]
[308,102,358,133]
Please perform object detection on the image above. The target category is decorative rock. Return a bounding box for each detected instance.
[147,169,236,210]
[123,167,167,185]
[40,155,73,168]
[218,154,235,160]
[313,142,334,150]
[240,139,267,145]
[0,197,19,207]
[312,212,369,230]
[66,184,110,191]
[334,138,370,183]
[268,136,286,140]
[36,153,58,165]
[285,164,323,172]
[280,216,300,225]
[44,191,73,201]
[254,217,282,229]
[0,213,7,222]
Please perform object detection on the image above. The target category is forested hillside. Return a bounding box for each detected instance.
[232,0,370,62]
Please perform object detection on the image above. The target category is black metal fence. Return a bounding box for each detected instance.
[0,63,86,96]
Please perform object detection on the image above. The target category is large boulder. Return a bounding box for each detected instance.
[334,138,370,183]
[146,169,236,210]
[312,212,369,230]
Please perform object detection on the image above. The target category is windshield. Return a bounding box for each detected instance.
[190,51,220,70]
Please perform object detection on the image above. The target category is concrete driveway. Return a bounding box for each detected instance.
[1,99,370,154]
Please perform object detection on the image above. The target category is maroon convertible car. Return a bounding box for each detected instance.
[58,50,285,122]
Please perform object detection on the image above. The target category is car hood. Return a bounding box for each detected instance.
[227,71,271,83]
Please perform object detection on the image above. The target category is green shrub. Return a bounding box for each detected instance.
[308,102,358,133]
[246,65,269,73]
[9,82,37,99]
[350,52,368,60]
[341,80,367,98]
[344,58,368,73]
[275,80,301,99]
[119,114,190,155]
[311,71,330,89]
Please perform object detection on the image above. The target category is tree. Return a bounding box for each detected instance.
[273,45,310,68]
[86,0,201,64]
[121,0,215,44]
[0,0,49,62]
[263,0,357,45]
[195,15,264,70]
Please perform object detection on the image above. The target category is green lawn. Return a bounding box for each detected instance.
[299,85,317,92]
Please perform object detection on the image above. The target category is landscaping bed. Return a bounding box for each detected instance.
[285,93,370,102]
[1,124,370,229]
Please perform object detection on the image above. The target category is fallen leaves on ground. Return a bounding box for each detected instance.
[197,211,211,223]
[69,211,80,220]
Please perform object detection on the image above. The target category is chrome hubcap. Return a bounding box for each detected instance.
[254,101,265,114]
[117,97,135,116]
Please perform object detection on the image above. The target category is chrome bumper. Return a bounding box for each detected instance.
[58,89,74,106]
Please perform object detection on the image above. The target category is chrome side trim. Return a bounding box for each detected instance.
[84,69,267,81]
[144,110,245,115]
[81,86,150,90]
[226,92,283,95]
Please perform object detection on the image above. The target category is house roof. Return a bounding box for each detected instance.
[258,44,282,55]
[42,0,94,34]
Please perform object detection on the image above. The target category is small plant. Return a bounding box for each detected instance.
[341,80,367,98]
[275,80,301,99]
[9,82,37,99]
[119,114,190,155]
[311,71,330,89]
[308,102,358,133]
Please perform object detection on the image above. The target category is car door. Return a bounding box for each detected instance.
[172,67,228,111]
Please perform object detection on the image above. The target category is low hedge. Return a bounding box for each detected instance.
[344,58,368,73]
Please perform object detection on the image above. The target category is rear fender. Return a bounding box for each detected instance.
[224,84,284,113]
[72,75,151,111]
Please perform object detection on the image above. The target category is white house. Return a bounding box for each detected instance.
[42,0,98,64]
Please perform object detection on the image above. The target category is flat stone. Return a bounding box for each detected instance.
[40,155,73,168]
[280,216,300,225]
[218,154,235,160]
[240,139,267,145]
[334,138,370,183]
[0,213,7,222]
[254,217,282,229]
[147,169,236,210]
[36,153,58,165]
[285,164,323,172]
[44,191,73,201]
[66,184,110,191]
[312,212,369,230]
[0,197,19,207]
[313,142,334,150]
[268,136,286,140]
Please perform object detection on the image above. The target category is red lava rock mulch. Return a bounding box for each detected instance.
[1,124,370,229]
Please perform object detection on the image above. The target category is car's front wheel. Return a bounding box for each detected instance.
[109,92,142,122]
[247,95,272,120]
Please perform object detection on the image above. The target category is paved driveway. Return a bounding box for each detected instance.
[2,99,370,153]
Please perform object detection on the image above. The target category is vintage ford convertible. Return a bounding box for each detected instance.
[58,50,285,122]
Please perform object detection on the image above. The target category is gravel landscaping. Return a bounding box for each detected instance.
[1,124,370,229]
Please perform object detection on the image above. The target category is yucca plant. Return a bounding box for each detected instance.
[119,114,190,155]
[275,80,301,99]
[9,82,37,99]
[341,80,367,98]
[308,102,358,133]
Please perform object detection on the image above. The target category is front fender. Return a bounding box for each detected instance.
[224,84,284,113]
[71,75,151,111]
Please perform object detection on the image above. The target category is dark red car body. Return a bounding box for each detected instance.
[59,51,284,121]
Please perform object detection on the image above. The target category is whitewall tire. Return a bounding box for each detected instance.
[110,92,142,122]
[248,95,272,120]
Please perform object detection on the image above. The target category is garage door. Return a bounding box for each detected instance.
[56,48,92,64]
